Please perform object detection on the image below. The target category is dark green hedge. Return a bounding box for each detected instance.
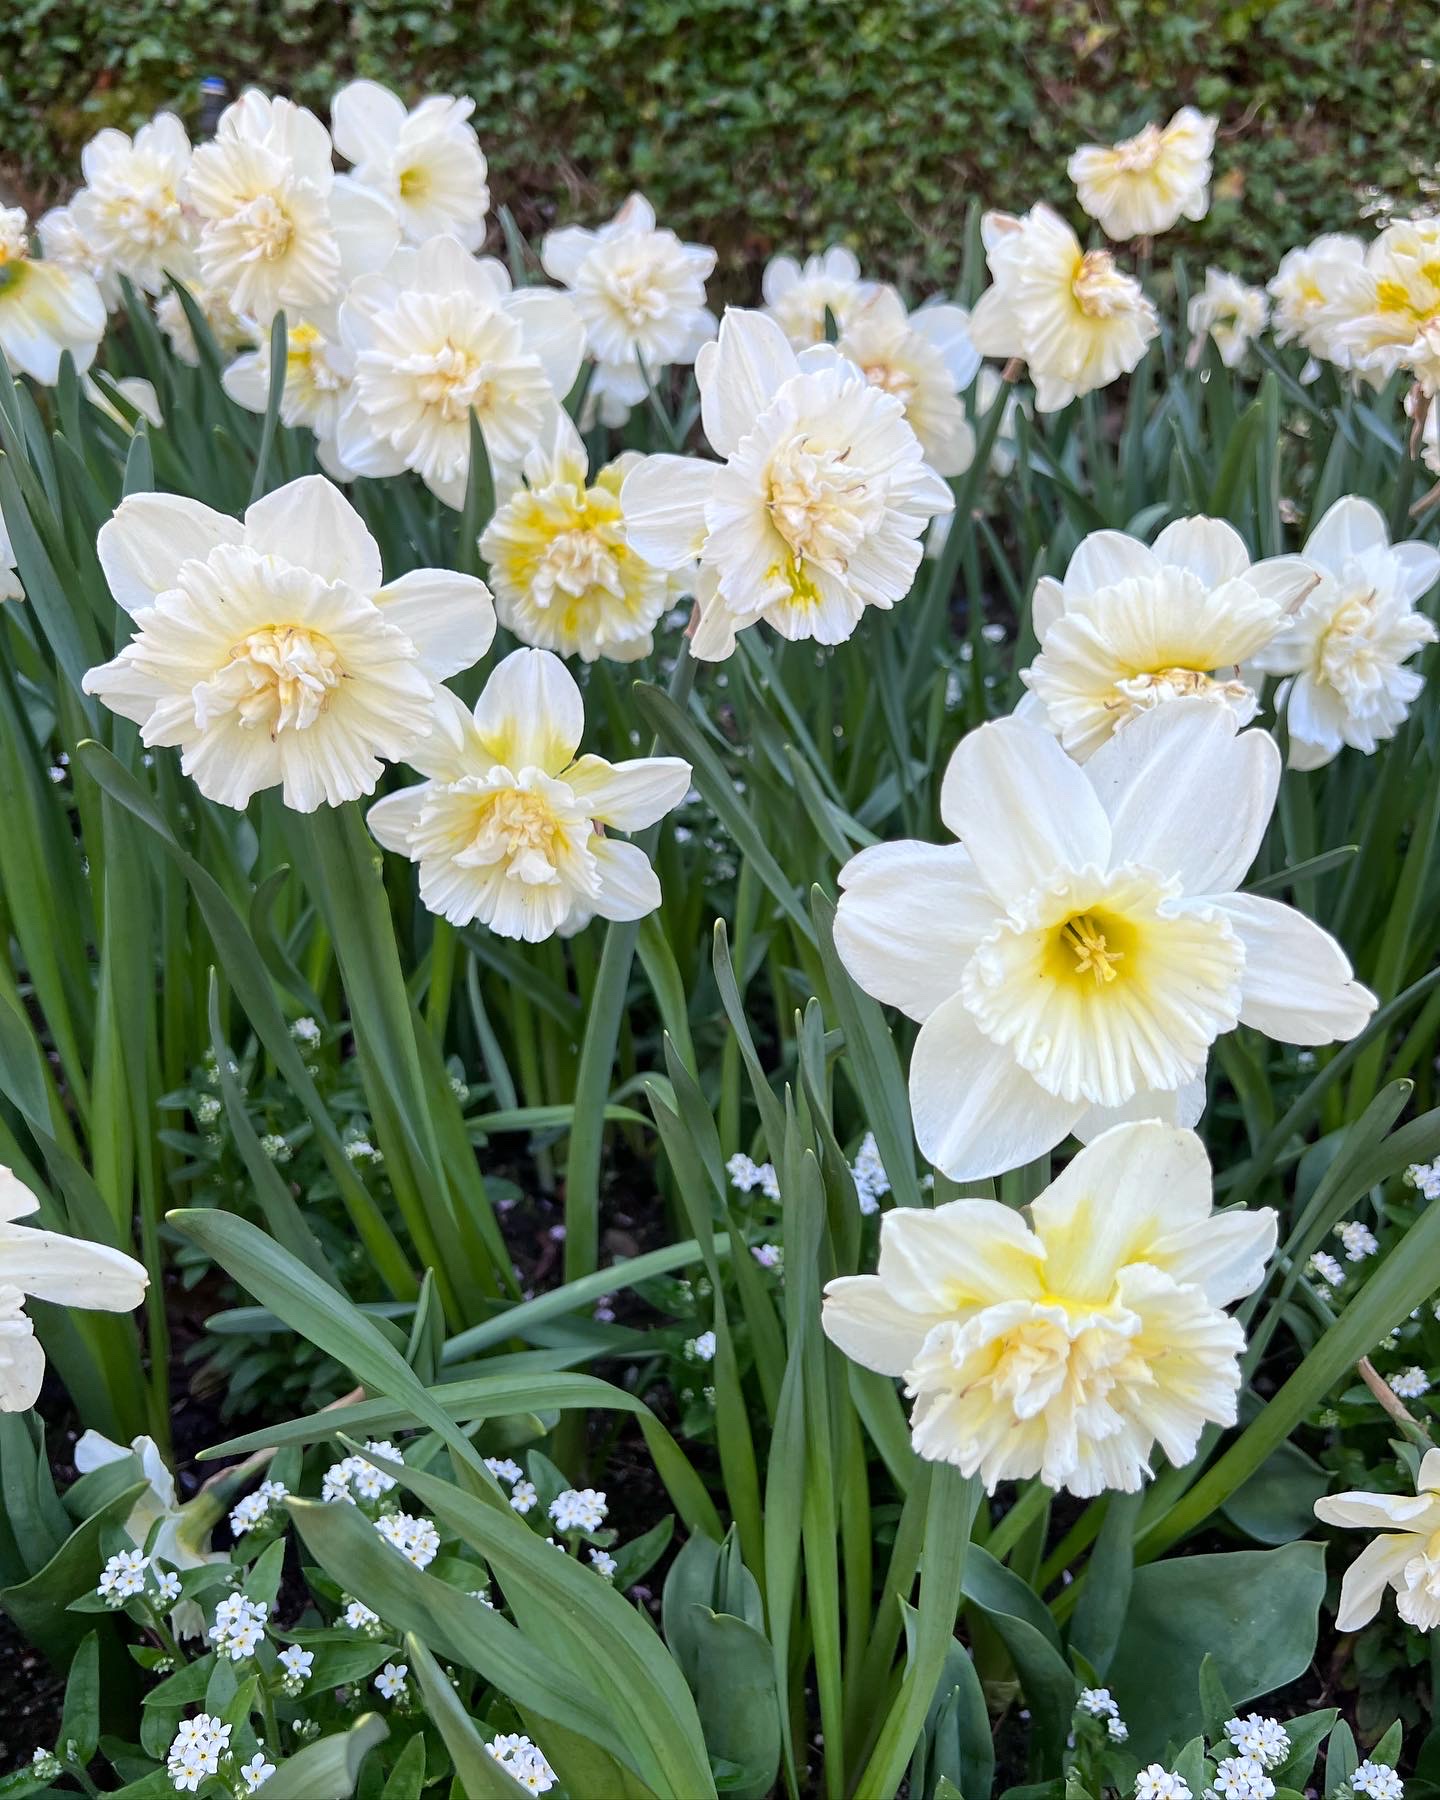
[3,0,1437,293]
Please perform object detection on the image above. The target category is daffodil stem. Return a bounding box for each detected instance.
[563,640,696,1287]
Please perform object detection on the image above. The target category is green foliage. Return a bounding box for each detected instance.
[4,1,1440,288]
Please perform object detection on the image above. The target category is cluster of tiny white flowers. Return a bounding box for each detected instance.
[485,1456,524,1484]
[290,1016,322,1047]
[155,1567,182,1604]
[1389,1366,1432,1399]
[260,1133,292,1163]
[726,1152,780,1200]
[588,1547,618,1579]
[97,1548,149,1602]
[1078,1687,1119,1718]
[1352,1762,1404,1800]
[1336,1219,1380,1262]
[1307,1250,1346,1296]
[1225,1716,1290,1769]
[29,1750,62,1781]
[851,1131,891,1215]
[344,1137,382,1163]
[230,1478,288,1536]
[208,1592,268,1661]
[485,1733,558,1794]
[1410,1160,1440,1201]
[374,1661,409,1702]
[240,1752,276,1793]
[751,1242,783,1270]
[322,1440,403,1503]
[1136,1768,1192,1800]
[277,1644,314,1690]
[374,1510,441,1568]
[1210,1755,1276,1800]
[1109,1718,1130,1743]
[166,1714,232,1793]
[686,1329,717,1363]
[550,1487,608,1532]
[195,1093,222,1125]
[343,1598,381,1631]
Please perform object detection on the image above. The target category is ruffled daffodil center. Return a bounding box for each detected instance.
[194,624,345,737]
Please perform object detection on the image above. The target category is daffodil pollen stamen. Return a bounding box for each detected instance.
[1057,910,1126,985]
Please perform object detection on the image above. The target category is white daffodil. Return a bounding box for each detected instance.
[1021,516,1317,759]
[1252,496,1440,768]
[369,647,691,941]
[155,277,253,365]
[0,1166,147,1411]
[73,1429,225,1581]
[1187,269,1270,369]
[967,204,1158,413]
[761,245,877,349]
[0,207,107,384]
[480,411,674,661]
[1068,108,1217,241]
[335,234,585,505]
[0,504,21,601]
[1267,235,1372,369]
[621,308,951,659]
[223,320,356,479]
[36,202,122,310]
[69,113,195,294]
[823,1121,1275,1495]
[331,79,490,249]
[185,90,398,327]
[541,194,716,425]
[835,289,981,476]
[1315,1449,1440,1632]
[82,475,496,811]
[83,374,163,432]
[1332,216,1440,394]
[834,700,1375,1180]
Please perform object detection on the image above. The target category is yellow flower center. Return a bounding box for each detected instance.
[1052,911,1129,987]
[398,164,432,202]
[235,194,295,262]
[415,342,494,420]
[1112,123,1165,173]
[1072,250,1128,319]
[861,359,917,404]
[211,625,344,736]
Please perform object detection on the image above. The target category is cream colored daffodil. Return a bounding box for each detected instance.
[480,411,674,661]
[1333,216,1440,395]
[967,204,1158,413]
[69,113,195,295]
[82,475,496,811]
[835,699,1375,1180]
[1068,108,1216,241]
[0,1166,148,1411]
[1187,268,1269,369]
[223,320,356,479]
[1021,516,1316,759]
[37,201,122,311]
[155,276,253,366]
[1267,235,1372,370]
[331,79,490,250]
[541,194,716,426]
[760,244,877,349]
[1252,496,1440,768]
[0,207,107,384]
[621,308,951,659]
[335,234,584,505]
[185,90,398,327]
[1315,1450,1440,1632]
[368,647,692,941]
[835,289,981,476]
[823,1121,1275,1495]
